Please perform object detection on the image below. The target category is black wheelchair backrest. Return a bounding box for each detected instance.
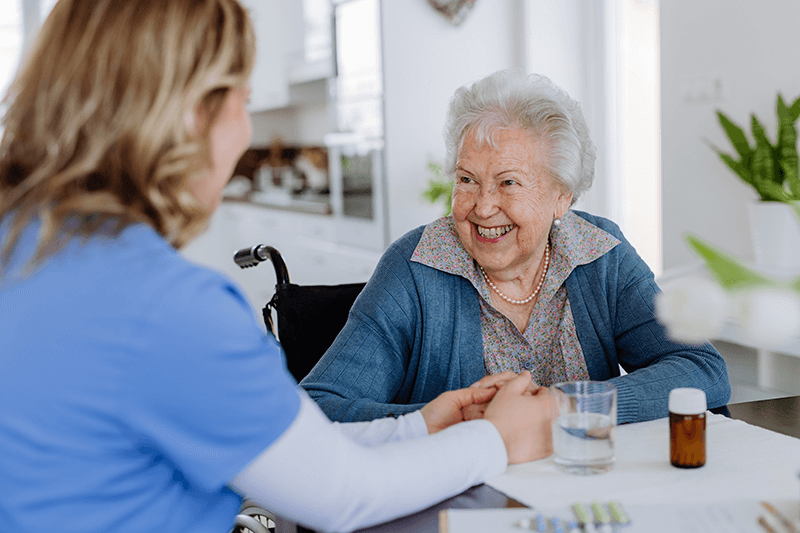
[233,244,365,383]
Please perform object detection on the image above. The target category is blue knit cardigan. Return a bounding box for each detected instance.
[300,211,731,424]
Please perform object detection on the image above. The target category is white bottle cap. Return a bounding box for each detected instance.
[669,388,707,415]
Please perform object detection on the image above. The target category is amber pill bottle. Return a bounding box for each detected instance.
[669,388,706,468]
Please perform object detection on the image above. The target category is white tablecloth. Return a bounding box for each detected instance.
[481,413,800,531]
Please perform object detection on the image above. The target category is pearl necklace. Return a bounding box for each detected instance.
[479,244,550,305]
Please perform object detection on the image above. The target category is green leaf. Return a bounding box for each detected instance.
[756,180,791,202]
[790,95,800,122]
[777,93,789,122]
[751,114,778,194]
[792,276,800,293]
[714,95,800,202]
[685,234,778,291]
[717,151,754,187]
[782,157,800,199]
[716,111,751,160]
[776,95,800,197]
[427,161,445,177]
[789,272,800,292]
[421,162,454,216]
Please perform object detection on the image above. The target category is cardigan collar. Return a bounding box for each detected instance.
[410,210,620,299]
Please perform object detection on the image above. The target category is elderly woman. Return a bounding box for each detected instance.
[301,69,731,424]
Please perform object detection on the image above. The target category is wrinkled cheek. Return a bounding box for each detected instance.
[451,191,473,221]
[520,197,556,232]
[450,200,473,244]
[453,220,473,247]
[532,204,550,222]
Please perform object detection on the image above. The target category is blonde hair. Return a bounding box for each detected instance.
[0,0,255,269]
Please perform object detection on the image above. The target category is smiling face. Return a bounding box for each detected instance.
[451,127,572,279]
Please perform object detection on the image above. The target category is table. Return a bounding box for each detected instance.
[727,395,800,439]
[276,398,800,533]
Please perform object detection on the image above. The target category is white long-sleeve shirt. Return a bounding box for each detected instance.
[231,390,507,533]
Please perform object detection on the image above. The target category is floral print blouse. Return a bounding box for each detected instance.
[410,210,620,386]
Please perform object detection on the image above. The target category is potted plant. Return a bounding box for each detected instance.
[712,93,800,270]
[421,161,454,216]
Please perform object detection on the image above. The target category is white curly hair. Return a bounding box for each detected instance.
[442,69,595,205]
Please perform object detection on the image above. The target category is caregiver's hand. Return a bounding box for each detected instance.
[463,371,541,420]
[419,386,497,434]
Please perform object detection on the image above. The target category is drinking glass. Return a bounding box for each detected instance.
[551,381,617,475]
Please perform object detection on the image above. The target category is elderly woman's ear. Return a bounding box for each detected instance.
[554,191,573,220]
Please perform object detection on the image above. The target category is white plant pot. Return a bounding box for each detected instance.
[747,201,800,272]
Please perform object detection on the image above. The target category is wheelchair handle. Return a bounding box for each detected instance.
[233,244,290,283]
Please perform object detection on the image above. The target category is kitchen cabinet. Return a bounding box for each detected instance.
[289,0,336,85]
[242,0,294,111]
[243,0,334,112]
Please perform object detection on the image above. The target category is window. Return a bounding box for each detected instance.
[523,0,660,274]
[607,0,661,275]
[0,0,58,124]
[0,0,22,106]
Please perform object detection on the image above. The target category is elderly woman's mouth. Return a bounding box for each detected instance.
[476,224,515,239]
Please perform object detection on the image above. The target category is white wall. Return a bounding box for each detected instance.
[660,0,800,270]
[523,2,587,101]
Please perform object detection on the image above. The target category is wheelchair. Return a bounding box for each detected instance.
[233,243,366,383]
[230,244,367,533]
[233,510,273,533]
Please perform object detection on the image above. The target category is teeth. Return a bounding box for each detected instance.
[477,224,514,239]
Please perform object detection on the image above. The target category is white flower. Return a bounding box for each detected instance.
[732,288,800,348]
[655,276,729,344]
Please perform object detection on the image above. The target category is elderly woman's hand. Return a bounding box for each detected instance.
[462,371,541,421]
[482,371,556,464]
[419,386,497,434]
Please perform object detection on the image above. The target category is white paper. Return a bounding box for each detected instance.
[441,500,800,533]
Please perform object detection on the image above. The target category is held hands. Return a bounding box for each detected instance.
[462,371,541,421]
[419,372,531,433]
[480,371,556,464]
[419,387,497,434]
[419,371,556,464]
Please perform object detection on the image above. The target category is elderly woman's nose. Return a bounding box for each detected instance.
[474,186,499,215]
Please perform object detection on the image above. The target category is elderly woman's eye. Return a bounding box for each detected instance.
[458,175,474,184]
[502,179,516,186]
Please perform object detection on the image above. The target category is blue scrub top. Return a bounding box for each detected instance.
[0,220,300,533]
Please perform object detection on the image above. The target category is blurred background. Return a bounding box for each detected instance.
[3,0,798,403]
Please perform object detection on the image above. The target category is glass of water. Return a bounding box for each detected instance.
[552,381,617,475]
